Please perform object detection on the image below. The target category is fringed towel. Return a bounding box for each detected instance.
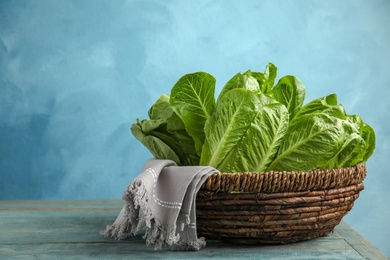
[100,159,219,250]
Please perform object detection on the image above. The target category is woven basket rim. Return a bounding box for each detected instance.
[201,163,367,193]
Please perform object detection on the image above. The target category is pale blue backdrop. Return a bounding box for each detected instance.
[0,0,389,256]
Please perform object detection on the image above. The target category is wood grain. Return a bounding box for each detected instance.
[0,200,387,259]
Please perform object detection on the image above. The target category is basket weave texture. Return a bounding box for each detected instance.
[196,163,366,244]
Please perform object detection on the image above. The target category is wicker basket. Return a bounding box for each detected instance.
[196,163,366,244]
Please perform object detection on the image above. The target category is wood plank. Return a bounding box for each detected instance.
[336,222,388,259]
[0,209,119,243]
[0,199,123,210]
[0,239,364,259]
[0,200,387,259]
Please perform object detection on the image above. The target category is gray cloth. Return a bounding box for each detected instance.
[100,158,219,250]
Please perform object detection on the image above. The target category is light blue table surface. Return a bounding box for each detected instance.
[0,199,387,259]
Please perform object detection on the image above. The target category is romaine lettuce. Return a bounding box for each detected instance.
[200,88,288,172]
[131,62,376,172]
[170,72,216,156]
[271,75,306,121]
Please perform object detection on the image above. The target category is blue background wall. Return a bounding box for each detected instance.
[0,0,389,256]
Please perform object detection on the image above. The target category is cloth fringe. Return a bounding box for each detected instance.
[100,178,183,250]
[101,159,217,251]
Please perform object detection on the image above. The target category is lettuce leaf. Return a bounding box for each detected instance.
[271,75,306,121]
[131,95,198,166]
[218,72,260,102]
[347,114,376,163]
[131,119,181,165]
[170,72,216,156]
[131,62,376,172]
[267,113,346,171]
[261,62,278,94]
[291,94,347,123]
[167,111,200,165]
[218,62,278,100]
[200,88,288,172]
[267,94,375,171]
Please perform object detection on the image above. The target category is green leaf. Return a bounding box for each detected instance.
[200,89,288,172]
[218,63,277,99]
[291,94,346,123]
[347,115,376,163]
[249,71,264,87]
[267,113,346,171]
[167,112,199,165]
[360,123,376,162]
[148,94,172,120]
[131,62,376,171]
[270,96,375,171]
[148,125,189,164]
[261,62,278,94]
[323,133,365,169]
[142,94,173,133]
[200,88,257,168]
[319,118,364,169]
[218,72,260,102]
[140,118,166,133]
[217,94,289,172]
[132,94,199,166]
[271,75,306,120]
[170,72,216,156]
[131,121,181,165]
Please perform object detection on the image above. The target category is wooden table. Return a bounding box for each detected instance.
[0,200,387,259]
